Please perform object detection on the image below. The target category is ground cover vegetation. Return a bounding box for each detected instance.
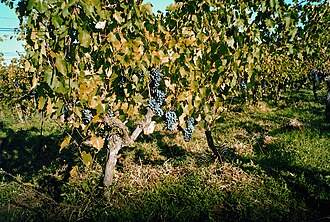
[0,88,329,221]
[0,0,329,221]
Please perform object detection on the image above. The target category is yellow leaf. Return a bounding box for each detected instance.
[144,2,153,13]
[114,11,123,23]
[24,60,30,72]
[70,165,78,177]
[90,96,100,108]
[177,91,191,102]
[226,36,235,48]
[121,102,129,114]
[179,67,186,77]
[38,96,47,110]
[179,113,187,128]
[92,115,103,123]
[60,136,71,152]
[46,98,53,115]
[32,74,38,88]
[165,80,176,93]
[84,135,104,152]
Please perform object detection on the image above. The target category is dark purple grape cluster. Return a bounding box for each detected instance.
[150,68,163,88]
[147,69,166,117]
[164,111,178,131]
[62,104,70,116]
[147,98,164,116]
[14,82,21,87]
[120,74,126,87]
[107,109,114,117]
[82,109,93,124]
[313,72,319,82]
[241,80,247,90]
[183,118,195,142]
[155,90,166,103]
[309,69,321,82]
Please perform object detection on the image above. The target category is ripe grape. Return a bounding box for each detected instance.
[313,72,319,82]
[150,69,163,89]
[120,74,126,87]
[107,109,114,117]
[146,68,166,117]
[82,109,93,124]
[241,80,247,90]
[147,98,163,117]
[155,89,166,104]
[164,111,177,131]
[183,118,195,142]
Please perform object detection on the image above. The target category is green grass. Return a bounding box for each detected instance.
[0,90,329,221]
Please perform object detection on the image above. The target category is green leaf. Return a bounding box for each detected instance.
[55,57,67,75]
[43,66,53,85]
[218,44,228,56]
[51,15,63,29]
[78,30,92,48]
[81,151,93,167]
[38,96,47,110]
[36,0,48,13]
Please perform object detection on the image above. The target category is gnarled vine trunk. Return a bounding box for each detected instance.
[205,130,222,161]
[103,134,123,187]
[103,108,154,187]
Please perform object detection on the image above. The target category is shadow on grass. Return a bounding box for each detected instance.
[0,121,75,201]
[221,110,330,220]
[129,130,217,168]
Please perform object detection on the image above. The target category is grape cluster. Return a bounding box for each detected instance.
[241,80,247,90]
[119,74,126,95]
[155,90,166,103]
[14,82,21,87]
[147,98,164,116]
[82,109,93,124]
[62,103,71,116]
[120,74,126,87]
[313,72,319,82]
[147,69,166,117]
[164,111,178,131]
[97,128,108,139]
[183,118,195,142]
[107,109,114,117]
[150,69,163,88]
